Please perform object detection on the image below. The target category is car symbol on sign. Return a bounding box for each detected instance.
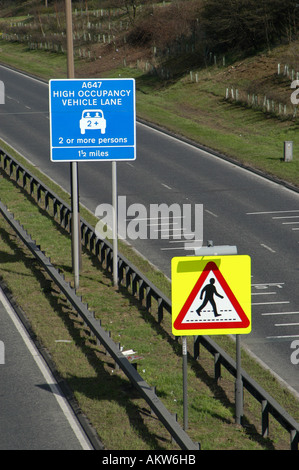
[79,109,106,135]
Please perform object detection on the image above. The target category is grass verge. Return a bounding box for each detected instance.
[0,142,299,450]
[0,39,299,450]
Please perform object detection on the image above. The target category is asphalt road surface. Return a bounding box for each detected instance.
[0,65,298,401]
[0,286,93,449]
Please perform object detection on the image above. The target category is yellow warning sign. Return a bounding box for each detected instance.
[171,255,251,336]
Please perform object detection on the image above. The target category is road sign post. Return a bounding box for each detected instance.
[49,77,136,287]
[235,334,243,425]
[65,0,80,289]
[182,336,188,430]
[172,254,251,426]
[112,161,118,287]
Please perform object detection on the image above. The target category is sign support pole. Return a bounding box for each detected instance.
[182,336,188,430]
[65,0,80,289]
[71,162,80,289]
[235,334,243,424]
[112,161,118,288]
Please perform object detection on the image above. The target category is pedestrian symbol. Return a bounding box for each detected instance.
[172,256,251,336]
[196,278,224,317]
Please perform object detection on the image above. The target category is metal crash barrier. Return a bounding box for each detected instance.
[0,148,298,450]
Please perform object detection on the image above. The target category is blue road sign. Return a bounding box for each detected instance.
[49,78,136,162]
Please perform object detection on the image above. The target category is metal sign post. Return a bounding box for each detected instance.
[71,161,80,289]
[50,1,135,290]
[112,161,118,287]
[182,336,188,430]
[235,334,243,424]
[66,0,80,290]
[172,245,251,427]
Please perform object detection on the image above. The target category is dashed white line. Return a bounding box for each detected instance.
[267,335,299,339]
[252,301,289,306]
[205,209,218,217]
[272,215,299,219]
[252,282,284,288]
[161,183,172,190]
[247,210,299,215]
[260,243,276,253]
[262,311,299,316]
[252,292,276,296]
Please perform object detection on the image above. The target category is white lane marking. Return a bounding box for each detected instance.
[0,288,92,450]
[275,323,299,327]
[161,183,172,190]
[252,301,289,306]
[252,292,276,296]
[262,311,299,316]
[252,283,284,288]
[0,64,48,86]
[272,215,299,219]
[247,210,299,215]
[267,335,299,339]
[205,209,218,217]
[260,243,276,253]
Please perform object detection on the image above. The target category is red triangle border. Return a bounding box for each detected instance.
[173,261,250,331]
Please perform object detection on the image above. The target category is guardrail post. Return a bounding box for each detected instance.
[171,413,178,443]
[150,386,156,416]
[146,286,151,311]
[290,429,299,450]
[261,400,269,438]
[214,352,221,382]
[157,297,163,323]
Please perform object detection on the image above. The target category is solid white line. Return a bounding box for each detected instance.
[161,183,172,190]
[160,246,186,251]
[251,292,276,296]
[260,243,276,253]
[205,209,218,217]
[272,215,299,219]
[282,221,299,224]
[252,301,289,305]
[247,210,299,215]
[267,335,299,339]
[275,323,299,327]
[0,288,92,450]
[0,64,48,86]
[262,311,299,316]
[252,283,284,287]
